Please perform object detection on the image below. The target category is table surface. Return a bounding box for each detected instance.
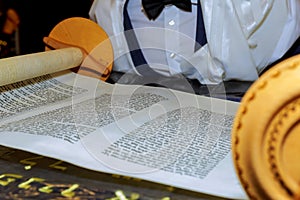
[0,145,231,200]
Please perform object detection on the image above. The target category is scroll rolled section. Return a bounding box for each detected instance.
[0,47,83,86]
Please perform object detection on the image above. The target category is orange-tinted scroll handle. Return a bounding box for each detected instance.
[43,17,113,81]
[0,17,113,86]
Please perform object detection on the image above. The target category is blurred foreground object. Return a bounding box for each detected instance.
[2,7,19,35]
[0,0,20,58]
[232,54,300,199]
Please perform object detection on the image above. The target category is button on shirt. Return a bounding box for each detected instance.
[127,0,198,76]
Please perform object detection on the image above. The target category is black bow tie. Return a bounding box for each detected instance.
[142,0,192,20]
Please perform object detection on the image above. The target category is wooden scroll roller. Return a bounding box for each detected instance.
[0,17,113,86]
[232,54,300,200]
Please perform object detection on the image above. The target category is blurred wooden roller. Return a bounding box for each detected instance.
[0,17,113,86]
[232,54,300,200]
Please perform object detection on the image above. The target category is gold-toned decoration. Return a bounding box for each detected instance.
[18,178,45,189]
[61,184,80,198]
[0,174,23,186]
[20,156,44,170]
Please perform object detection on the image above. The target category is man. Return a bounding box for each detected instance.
[89,0,300,85]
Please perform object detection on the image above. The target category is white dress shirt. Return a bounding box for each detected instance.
[127,0,198,76]
[89,0,300,84]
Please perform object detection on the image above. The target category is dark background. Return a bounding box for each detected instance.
[8,0,93,55]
